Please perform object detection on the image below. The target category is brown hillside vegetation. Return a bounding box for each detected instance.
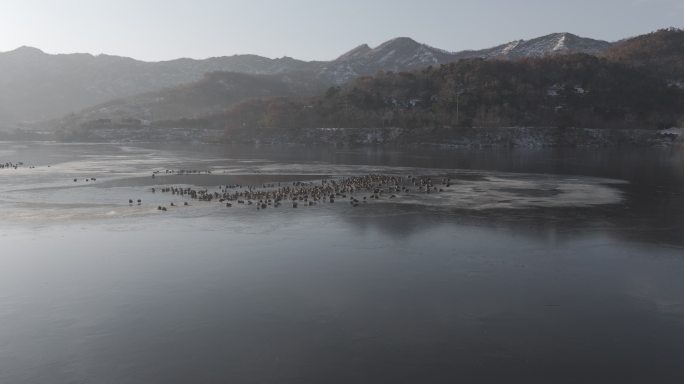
[605,28,684,79]
[220,54,684,135]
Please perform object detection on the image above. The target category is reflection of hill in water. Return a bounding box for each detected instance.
[206,145,682,247]
[335,198,684,248]
[1,142,683,247]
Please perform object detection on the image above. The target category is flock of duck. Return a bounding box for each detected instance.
[143,172,453,212]
[151,169,213,179]
[1,161,36,170]
[5,160,455,213]
[4,160,452,212]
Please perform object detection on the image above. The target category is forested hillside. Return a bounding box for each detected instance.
[221,54,683,135]
[605,28,684,80]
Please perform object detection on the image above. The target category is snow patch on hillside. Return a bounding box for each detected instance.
[378,50,397,64]
[502,40,522,55]
[553,34,568,51]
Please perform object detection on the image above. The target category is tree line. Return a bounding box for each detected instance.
[219,53,684,135]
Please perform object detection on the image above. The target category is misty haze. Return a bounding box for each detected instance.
[1,1,683,383]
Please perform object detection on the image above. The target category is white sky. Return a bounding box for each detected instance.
[0,0,681,62]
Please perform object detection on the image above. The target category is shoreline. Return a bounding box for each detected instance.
[5,126,684,149]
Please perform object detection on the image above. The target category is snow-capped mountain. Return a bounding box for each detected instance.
[1,32,615,127]
[317,33,613,84]
[318,37,456,83]
[456,33,613,60]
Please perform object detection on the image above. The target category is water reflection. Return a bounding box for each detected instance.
[0,142,683,384]
[1,219,683,384]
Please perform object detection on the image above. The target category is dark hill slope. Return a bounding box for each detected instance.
[605,28,684,80]
[220,54,683,136]
[61,71,325,125]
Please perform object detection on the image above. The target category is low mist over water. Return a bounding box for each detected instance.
[1,142,683,383]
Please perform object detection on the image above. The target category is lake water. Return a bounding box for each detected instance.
[1,141,683,383]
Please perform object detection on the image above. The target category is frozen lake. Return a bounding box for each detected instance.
[1,142,683,383]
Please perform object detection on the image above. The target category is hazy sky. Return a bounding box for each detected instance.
[0,0,681,62]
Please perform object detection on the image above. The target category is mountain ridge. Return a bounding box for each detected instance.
[214,54,684,144]
[0,31,630,128]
